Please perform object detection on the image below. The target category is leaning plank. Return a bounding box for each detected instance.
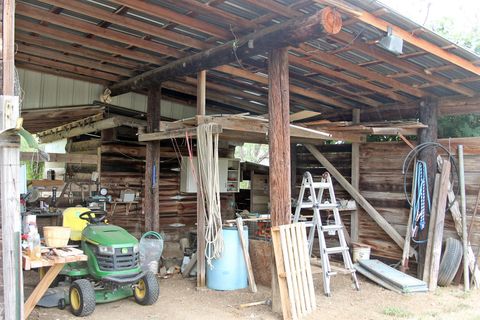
[236,218,257,293]
[428,161,451,291]
[422,174,441,283]
[299,224,316,312]
[304,144,416,255]
[437,157,480,287]
[271,226,293,320]
[280,226,303,317]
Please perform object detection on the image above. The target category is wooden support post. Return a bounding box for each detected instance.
[196,70,207,288]
[268,48,291,314]
[1,1,23,319]
[351,109,360,243]
[144,86,161,232]
[417,99,438,278]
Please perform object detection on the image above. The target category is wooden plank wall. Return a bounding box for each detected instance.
[99,141,235,234]
[296,138,480,262]
[358,138,480,261]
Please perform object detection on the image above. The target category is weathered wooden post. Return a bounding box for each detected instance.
[144,86,161,232]
[417,98,438,278]
[1,0,24,318]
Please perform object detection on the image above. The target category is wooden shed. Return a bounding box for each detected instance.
[1,0,479,318]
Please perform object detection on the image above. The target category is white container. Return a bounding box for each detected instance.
[352,243,371,262]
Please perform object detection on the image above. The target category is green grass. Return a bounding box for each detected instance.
[383,306,413,318]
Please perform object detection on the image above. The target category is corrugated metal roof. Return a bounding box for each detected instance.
[13,0,480,121]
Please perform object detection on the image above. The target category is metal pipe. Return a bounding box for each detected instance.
[458,145,470,291]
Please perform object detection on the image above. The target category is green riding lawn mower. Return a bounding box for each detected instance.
[40,208,159,316]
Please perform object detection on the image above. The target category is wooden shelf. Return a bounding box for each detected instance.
[22,248,87,270]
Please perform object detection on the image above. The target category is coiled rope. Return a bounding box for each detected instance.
[196,123,223,267]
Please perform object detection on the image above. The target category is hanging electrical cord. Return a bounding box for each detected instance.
[402,142,459,206]
[402,142,459,244]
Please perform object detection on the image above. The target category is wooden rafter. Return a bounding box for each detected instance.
[16,43,133,77]
[15,53,122,82]
[108,7,343,95]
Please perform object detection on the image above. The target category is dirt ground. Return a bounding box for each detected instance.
[25,270,480,320]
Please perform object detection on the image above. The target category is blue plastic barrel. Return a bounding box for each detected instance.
[206,226,248,290]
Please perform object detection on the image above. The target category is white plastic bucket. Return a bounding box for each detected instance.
[352,243,371,262]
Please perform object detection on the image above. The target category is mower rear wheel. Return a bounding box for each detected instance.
[134,271,159,306]
[69,279,96,317]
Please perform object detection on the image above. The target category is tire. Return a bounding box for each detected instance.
[438,238,463,287]
[134,271,159,306]
[69,279,96,317]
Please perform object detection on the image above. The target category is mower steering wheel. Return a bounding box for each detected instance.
[79,210,107,224]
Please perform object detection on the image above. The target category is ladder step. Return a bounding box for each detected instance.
[312,182,331,189]
[299,202,338,209]
[325,246,349,255]
[321,225,343,232]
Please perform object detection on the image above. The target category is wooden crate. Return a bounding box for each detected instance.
[271,223,316,320]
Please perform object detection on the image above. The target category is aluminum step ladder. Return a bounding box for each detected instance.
[293,171,359,296]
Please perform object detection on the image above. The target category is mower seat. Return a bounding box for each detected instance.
[63,207,93,241]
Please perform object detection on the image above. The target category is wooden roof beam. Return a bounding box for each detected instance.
[161,80,267,114]
[108,7,343,96]
[16,32,142,70]
[16,19,163,65]
[162,0,257,30]
[296,44,426,98]
[316,0,480,76]
[16,53,122,82]
[16,43,133,77]
[109,0,230,39]
[35,0,209,51]
[330,32,476,97]
[16,62,110,86]
[215,65,352,110]
[16,3,181,59]
[289,55,411,103]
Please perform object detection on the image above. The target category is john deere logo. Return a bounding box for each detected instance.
[121,248,128,254]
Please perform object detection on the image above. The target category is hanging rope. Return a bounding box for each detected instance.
[410,160,430,243]
[196,123,223,267]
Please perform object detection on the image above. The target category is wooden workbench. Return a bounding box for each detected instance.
[23,248,87,319]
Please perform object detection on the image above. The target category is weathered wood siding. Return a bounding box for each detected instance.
[358,138,480,261]
[296,138,480,262]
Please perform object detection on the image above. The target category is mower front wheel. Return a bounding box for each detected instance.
[134,271,159,306]
[69,279,96,317]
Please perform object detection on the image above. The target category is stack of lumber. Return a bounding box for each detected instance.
[354,259,428,293]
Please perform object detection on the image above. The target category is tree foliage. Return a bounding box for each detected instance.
[235,143,269,165]
[431,17,480,138]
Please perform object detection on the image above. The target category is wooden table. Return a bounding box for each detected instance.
[23,248,87,319]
